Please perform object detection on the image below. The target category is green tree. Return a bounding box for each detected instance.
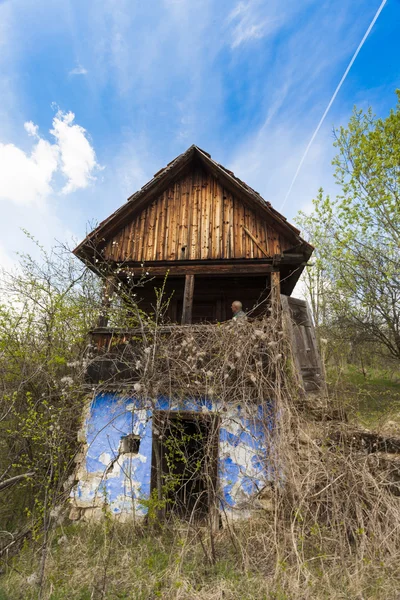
[0,239,100,536]
[297,91,400,360]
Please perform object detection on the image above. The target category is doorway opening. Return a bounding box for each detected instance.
[151,411,219,521]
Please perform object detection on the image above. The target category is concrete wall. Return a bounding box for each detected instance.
[70,393,272,520]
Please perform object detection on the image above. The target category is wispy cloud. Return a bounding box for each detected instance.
[227,0,282,48]
[226,1,376,219]
[69,64,88,76]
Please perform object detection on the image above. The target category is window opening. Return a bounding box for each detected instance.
[120,433,140,454]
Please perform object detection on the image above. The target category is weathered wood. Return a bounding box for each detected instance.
[281,294,305,394]
[243,226,269,258]
[281,295,327,395]
[270,271,281,315]
[74,146,312,267]
[122,263,275,276]
[181,274,195,324]
[185,171,193,260]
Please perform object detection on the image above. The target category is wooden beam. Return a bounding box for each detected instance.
[121,263,275,277]
[181,274,195,324]
[270,270,281,316]
[243,226,269,257]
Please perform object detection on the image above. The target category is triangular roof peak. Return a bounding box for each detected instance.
[74,145,312,261]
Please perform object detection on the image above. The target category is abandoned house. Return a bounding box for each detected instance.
[70,145,323,522]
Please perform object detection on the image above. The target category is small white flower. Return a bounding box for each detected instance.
[320,338,328,345]
[135,360,142,369]
[267,341,278,347]
[224,373,229,380]
[134,383,142,392]
[249,374,257,384]
[235,351,241,358]
[206,370,213,377]
[144,347,151,355]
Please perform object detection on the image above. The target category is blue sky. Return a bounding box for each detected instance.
[0,0,399,268]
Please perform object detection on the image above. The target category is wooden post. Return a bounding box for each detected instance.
[97,275,115,328]
[181,274,195,325]
[270,270,281,317]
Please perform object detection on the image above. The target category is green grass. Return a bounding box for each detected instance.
[0,522,275,600]
[1,519,400,600]
[327,364,400,428]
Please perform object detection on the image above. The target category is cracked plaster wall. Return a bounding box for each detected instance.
[70,393,272,520]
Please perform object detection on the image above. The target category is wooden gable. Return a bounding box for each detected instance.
[74,146,313,295]
[102,163,295,264]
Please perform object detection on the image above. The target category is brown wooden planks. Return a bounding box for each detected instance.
[222,186,229,259]
[190,170,198,259]
[169,182,178,260]
[100,167,301,264]
[181,274,195,324]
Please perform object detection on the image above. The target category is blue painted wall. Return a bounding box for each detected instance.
[72,393,272,517]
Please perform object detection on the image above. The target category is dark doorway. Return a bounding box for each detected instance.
[151,411,219,521]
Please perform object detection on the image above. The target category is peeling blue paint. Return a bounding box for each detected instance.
[71,393,273,517]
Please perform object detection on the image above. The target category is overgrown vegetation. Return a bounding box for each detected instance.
[1,94,400,599]
[2,288,400,598]
[296,90,400,362]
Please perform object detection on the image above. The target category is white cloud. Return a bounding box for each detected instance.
[24,121,39,138]
[0,110,100,206]
[69,64,88,76]
[50,110,101,194]
[0,138,59,206]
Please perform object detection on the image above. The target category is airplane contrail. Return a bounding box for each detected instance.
[280,0,387,211]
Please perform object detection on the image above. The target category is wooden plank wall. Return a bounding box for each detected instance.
[103,166,293,262]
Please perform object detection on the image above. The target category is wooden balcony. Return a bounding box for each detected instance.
[86,324,218,385]
[85,296,326,396]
